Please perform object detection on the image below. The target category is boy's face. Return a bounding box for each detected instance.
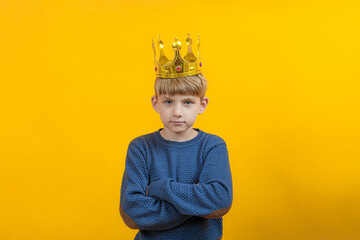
[151,94,209,136]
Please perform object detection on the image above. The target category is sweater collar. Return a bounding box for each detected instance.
[154,128,203,147]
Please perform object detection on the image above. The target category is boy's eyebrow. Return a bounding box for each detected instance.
[161,97,172,100]
[182,98,196,101]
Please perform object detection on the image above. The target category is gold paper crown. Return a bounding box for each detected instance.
[152,34,202,79]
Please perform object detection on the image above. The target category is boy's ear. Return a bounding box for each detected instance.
[151,96,160,113]
[198,97,209,114]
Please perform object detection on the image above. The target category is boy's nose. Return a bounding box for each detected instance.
[173,105,183,117]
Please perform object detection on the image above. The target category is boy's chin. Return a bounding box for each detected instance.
[164,125,193,133]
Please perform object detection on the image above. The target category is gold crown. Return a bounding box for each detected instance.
[152,34,202,78]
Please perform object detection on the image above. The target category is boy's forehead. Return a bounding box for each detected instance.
[160,94,199,100]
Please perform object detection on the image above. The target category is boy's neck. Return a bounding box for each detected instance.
[160,127,199,142]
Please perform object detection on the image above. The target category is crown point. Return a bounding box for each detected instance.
[172,38,182,51]
[186,35,192,46]
[157,38,164,49]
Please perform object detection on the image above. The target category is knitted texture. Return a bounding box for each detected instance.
[120,128,233,240]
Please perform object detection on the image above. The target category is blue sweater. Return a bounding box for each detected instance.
[120,128,233,240]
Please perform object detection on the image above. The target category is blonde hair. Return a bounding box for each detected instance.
[154,73,208,100]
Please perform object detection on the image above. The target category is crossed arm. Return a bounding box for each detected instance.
[119,141,192,231]
[120,140,233,231]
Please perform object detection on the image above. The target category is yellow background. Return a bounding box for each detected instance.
[1,0,360,239]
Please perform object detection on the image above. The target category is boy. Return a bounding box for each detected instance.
[119,34,233,240]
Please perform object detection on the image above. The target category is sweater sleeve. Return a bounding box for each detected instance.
[147,139,233,219]
[120,140,193,231]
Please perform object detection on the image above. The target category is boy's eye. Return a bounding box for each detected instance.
[164,100,172,104]
[184,101,193,105]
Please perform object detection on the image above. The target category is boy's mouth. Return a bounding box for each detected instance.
[171,121,185,124]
